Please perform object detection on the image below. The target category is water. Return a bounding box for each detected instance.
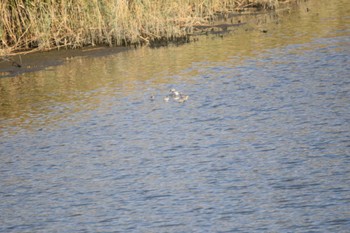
[1,0,350,232]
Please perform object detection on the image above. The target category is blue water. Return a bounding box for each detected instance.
[1,3,350,233]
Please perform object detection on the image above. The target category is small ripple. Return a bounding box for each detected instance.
[326,218,350,226]
[144,194,172,201]
[272,182,321,190]
[156,222,187,228]
[98,217,120,223]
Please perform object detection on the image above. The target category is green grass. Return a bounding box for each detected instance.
[0,0,295,55]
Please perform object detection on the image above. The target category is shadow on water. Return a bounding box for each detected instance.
[0,0,350,232]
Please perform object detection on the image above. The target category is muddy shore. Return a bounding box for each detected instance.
[0,23,244,78]
[0,46,131,78]
[0,6,295,78]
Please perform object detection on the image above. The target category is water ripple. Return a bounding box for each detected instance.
[1,3,350,232]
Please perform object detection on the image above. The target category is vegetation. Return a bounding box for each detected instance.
[0,0,295,55]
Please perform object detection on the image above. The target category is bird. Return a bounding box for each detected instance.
[163,96,170,102]
[177,94,189,103]
[169,88,180,98]
[150,95,155,101]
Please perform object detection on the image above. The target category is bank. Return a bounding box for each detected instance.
[0,0,299,77]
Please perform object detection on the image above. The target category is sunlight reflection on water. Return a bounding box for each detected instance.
[1,0,350,232]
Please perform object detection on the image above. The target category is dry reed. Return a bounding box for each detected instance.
[0,0,295,55]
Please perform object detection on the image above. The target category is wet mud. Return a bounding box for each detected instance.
[0,47,129,78]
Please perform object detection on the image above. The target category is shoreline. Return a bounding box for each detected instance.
[0,0,298,54]
[0,3,298,78]
[0,46,129,78]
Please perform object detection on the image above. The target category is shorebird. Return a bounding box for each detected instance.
[170,88,180,98]
[177,94,189,103]
[163,96,170,102]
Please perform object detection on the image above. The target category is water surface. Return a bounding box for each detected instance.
[1,0,350,232]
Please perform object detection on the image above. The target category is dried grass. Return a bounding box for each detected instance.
[0,0,295,55]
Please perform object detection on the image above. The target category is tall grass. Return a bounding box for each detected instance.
[0,0,293,55]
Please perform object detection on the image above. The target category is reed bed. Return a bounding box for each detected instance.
[0,0,294,55]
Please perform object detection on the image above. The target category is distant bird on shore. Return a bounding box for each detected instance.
[1,56,21,68]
